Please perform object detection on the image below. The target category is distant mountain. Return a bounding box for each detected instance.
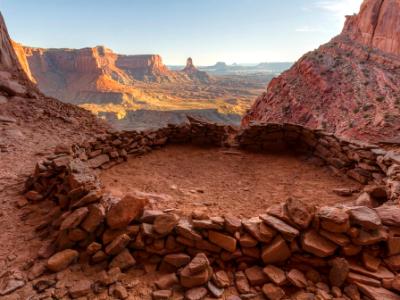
[198,62,292,75]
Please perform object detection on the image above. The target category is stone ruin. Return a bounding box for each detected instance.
[24,118,400,299]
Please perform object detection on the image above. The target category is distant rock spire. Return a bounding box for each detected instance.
[186,57,194,68]
[183,57,196,72]
[181,57,211,83]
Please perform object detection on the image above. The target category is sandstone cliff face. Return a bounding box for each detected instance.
[243,0,400,143]
[115,54,182,82]
[0,14,22,74]
[343,0,400,56]
[15,44,209,104]
[19,46,135,104]
[0,13,36,97]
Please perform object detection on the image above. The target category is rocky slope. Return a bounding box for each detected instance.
[0,12,108,176]
[0,12,110,297]
[243,0,400,143]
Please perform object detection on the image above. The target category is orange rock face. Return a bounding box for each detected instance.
[14,44,211,106]
[243,0,400,143]
[343,0,400,56]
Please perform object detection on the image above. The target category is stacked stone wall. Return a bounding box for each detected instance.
[24,119,400,299]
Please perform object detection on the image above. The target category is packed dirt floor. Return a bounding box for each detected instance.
[101,145,361,218]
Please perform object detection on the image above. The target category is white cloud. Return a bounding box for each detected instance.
[297,0,363,34]
[316,0,363,22]
[295,26,325,33]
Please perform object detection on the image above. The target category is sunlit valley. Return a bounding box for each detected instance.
[13,43,291,130]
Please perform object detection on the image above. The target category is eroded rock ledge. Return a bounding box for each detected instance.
[24,119,400,299]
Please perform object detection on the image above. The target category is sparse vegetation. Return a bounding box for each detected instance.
[362,104,373,111]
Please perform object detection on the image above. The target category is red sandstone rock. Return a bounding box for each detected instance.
[176,219,202,241]
[188,253,209,274]
[212,270,230,288]
[301,229,338,257]
[208,230,237,252]
[224,214,242,233]
[235,271,250,294]
[180,265,212,288]
[155,273,179,289]
[263,265,286,286]
[109,249,136,270]
[242,217,276,243]
[239,233,258,247]
[260,214,299,241]
[105,234,130,255]
[244,265,269,286]
[287,269,307,288]
[86,242,102,255]
[106,194,147,229]
[348,272,381,287]
[60,207,89,230]
[362,251,381,271]
[356,283,400,300]
[47,249,79,272]
[262,283,285,300]
[349,261,394,280]
[348,206,381,229]
[261,235,291,264]
[329,257,349,287]
[81,203,105,233]
[69,279,92,298]
[285,197,313,229]
[375,206,400,226]
[319,229,350,246]
[318,207,350,233]
[163,253,191,267]
[153,213,178,235]
[184,287,208,300]
[152,290,172,300]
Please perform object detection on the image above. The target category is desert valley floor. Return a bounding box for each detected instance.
[101,145,360,217]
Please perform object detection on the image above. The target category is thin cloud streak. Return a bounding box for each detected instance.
[316,0,363,20]
[295,26,326,33]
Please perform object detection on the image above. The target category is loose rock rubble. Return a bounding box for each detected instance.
[19,121,400,299]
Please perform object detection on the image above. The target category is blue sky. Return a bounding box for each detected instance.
[1,0,362,65]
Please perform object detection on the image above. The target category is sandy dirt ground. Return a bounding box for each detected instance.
[101,145,361,218]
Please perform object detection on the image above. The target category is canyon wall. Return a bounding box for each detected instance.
[19,46,134,104]
[15,44,211,105]
[0,12,35,94]
[115,54,183,82]
[243,0,400,143]
[343,0,400,56]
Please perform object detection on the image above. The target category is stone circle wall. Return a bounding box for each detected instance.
[24,119,400,299]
